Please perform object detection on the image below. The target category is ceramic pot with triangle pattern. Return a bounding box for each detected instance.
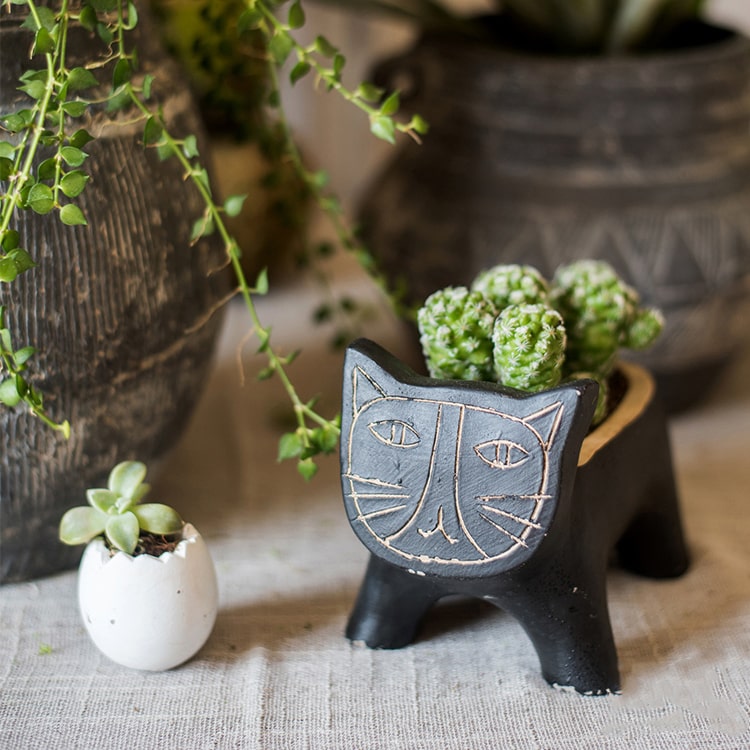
[358,19,750,412]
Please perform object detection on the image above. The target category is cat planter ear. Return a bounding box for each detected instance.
[343,339,419,418]
[350,362,386,417]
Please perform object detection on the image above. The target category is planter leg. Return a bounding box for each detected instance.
[617,503,689,579]
[499,573,620,695]
[617,409,690,578]
[346,555,442,649]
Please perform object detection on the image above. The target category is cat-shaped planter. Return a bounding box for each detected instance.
[340,339,689,694]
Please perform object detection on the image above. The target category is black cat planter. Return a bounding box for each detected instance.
[339,339,689,695]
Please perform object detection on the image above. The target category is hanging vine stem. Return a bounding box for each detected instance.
[131,93,342,478]
[0,0,73,436]
[1,0,425,477]
[250,0,428,146]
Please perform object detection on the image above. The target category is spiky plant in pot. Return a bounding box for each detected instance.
[418,261,664,425]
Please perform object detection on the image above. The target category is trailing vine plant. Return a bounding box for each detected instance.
[0,0,427,478]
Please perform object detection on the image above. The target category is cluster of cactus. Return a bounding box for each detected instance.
[417,261,664,424]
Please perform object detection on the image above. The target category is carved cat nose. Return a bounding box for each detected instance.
[428,402,463,474]
[415,403,464,542]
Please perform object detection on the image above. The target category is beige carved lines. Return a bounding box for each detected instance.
[476,495,548,551]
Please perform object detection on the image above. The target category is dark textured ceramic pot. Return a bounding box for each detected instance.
[340,339,689,694]
[359,21,750,411]
[0,8,227,582]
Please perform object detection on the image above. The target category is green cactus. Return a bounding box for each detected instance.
[550,260,662,377]
[567,370,610,426]
[416,260,664,426]
[417,287,497,381]
[492,303,567,391]
[472,264,550,310]
[624,306,665,350]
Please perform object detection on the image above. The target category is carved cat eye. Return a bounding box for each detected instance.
[368,420,421,448]
[473,439,530,470]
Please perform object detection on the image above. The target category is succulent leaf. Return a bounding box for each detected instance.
[87,488,119,512]
[59,506,107,545]
[107,460,147,498]
[105,511,140,555]
[133,504,184,535]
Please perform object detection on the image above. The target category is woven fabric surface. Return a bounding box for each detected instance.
[2,292,749,750]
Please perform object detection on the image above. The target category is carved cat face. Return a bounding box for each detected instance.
[340,340,596,578]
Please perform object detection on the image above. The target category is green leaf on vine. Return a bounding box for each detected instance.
[142,74,154,100]
[223,194,247,217]
[0,157,14,181]
[32,27,55,56]
[370,115,396,145]
[356,82,384,103]
[59,204,87,226]
[122,1,138,31]
[333,53,346,79]
[0,378,22,407]
[62,101,87,118]
[112,58,132,90]
[314,35,337,58]
[19,79,46,100]
[97,22,113,46]
[13,345,36,366]
[8,248,35,274]
[380,91,400,116]
[59,170,89,198]
[27,184,55,214]
[288,1,305,29]
[255,268,269,295]
[143,116,163,146]
[408,114,430,134]
[237,8,263,31]
[1,230,20,251]
[289,61,310,86]
[278,432,303,461]
[182,134,198,158]
[0,258,18,283]
[79,5,97,31]
[0,110,33,133]
[269,33,293,65]
[67,68,98,92]
[37,158,56,181]
[69,129,94,149]
[297,457,318,481]
[60,146,88,167]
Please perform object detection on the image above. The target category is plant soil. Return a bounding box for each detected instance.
[105,532,182,558]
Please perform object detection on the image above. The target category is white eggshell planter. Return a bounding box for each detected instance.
[77,523,218,671]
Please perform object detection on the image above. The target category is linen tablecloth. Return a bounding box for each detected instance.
[2,269,749,749]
